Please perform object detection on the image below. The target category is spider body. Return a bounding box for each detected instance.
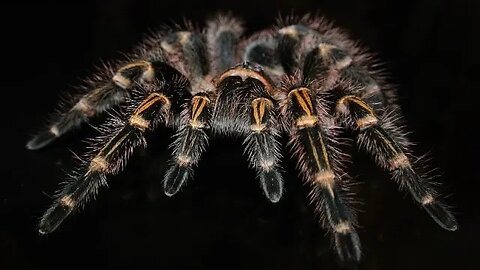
[27,13,457,263]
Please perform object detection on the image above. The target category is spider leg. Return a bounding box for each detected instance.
[277,24,317,75]
[300,40,390,107]
[206,14,243,75]
[277,22,387,101]
[26,60,156,150]
[163,93,211,196]
[283,85,360,262]
[160,31,209,87]
[275,20,459,260]
[336,95,458,231]
[162,17,282,202]
[161,16,245,195]
[297,35,457,230]
[214,63,284,202]
[243,97,283,202]
[164,14,281,198]
[242,31,285,83]
[38,71,187,234]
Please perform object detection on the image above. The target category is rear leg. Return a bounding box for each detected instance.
[336,94,458,230]
[26,60,156,150]
[296,33,457,230]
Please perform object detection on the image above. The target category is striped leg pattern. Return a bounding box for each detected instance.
[283,85,361,262]
[26,60,156,150]
[336,95,457,230]
[163,93,211,195]
[38,80,184,234]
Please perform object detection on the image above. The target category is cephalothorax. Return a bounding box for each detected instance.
[27,13,457,262]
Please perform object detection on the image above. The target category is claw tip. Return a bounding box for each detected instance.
[26,141,37,150]
[164,190,177,197]
[25,131,57,150]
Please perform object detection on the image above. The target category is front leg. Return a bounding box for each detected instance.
[244,97,283,202]
[213,63,284,202]
[163,93,211,196]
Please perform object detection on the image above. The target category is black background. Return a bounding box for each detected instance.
[2,1,479,269]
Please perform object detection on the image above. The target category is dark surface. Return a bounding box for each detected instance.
[2,1,479,269]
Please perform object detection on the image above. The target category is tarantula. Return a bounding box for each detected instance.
[27,13,457,262]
